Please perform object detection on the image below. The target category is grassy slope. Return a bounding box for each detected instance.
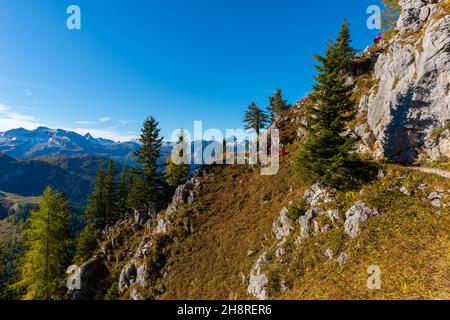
[0,192,40,206]
[0,192,40,245]
[278,167,450,300]
[161,145,305,300]
[152,146,449,300]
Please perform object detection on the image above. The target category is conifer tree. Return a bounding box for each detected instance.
[104,159,119,225]
[244,102,269,153]
[117,166,133,218]
[128,117,164,210]
[164,131,189,189]
[267,89,291,123]
[74,224,100,264]
[85,162,106,228]
[13,187,72,300]
[295,21,364,189]
[243,102,268,138]
[0,245,13,299]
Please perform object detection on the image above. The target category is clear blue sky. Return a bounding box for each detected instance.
[0,0,382,141]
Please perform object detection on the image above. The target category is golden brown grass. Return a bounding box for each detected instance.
[280,166,450,300]
[159,145,306,299]
[148,155,450,300]
[93,140,449,300]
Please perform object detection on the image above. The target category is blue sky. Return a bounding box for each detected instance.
[0,0,382,141]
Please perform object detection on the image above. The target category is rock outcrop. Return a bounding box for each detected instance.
[166,170,203,214]
[66,255,108,300]
[134,203,161,226]
[298,208,323,240]
[272,207,294,243]
[118,262,137,294]
[303,183,333,206]
[362,0,449,163]
[117,234,157,297]
[344,201,380,238]
[247,253,270,300]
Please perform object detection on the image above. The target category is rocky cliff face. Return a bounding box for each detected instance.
[364,0,449,162]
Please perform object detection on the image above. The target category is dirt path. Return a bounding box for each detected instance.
[407,167,450,179]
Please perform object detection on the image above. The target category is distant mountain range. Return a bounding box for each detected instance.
[0,127,139,164]
[0,127,174,166]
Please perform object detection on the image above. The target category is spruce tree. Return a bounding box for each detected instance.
[128,117,164,210]
[164,132,189,189]
[85,162,106,228]
[13,187,72,300]
[74,224,100,264]
[104,159,119,225]
[267,89,291,123]
[295,21,363,189]
[117,166,133,219]
[243,102,268,138]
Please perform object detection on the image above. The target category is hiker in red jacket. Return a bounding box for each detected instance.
[280,145,286,158]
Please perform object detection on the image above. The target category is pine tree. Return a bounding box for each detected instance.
[295,21,364,189]
[267,89,291,123]
[164,132,189,189]
[243,103,268,138]
[13,187,72,300]
[128,117,164,210]
[85,162,106,228]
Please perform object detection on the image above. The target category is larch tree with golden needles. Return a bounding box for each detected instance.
[13,187,72,300]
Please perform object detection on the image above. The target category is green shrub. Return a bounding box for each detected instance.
[104,282,119,300]
[286,202,306,221]
[74,224,100,264]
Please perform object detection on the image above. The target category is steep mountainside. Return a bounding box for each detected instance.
[66,0,449,300]
[0,153,93,205]
[32,155,125,182]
